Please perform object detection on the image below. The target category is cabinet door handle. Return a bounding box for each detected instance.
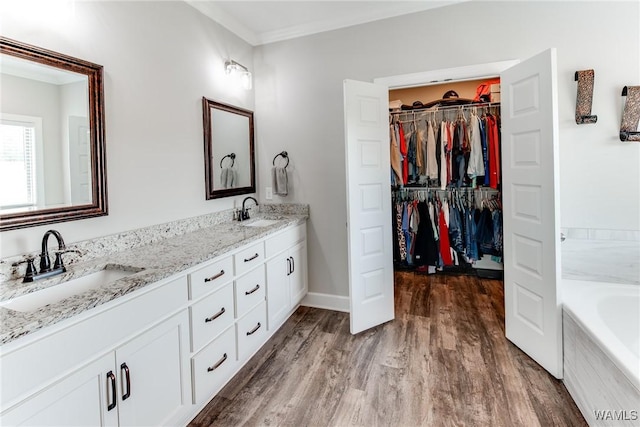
[121,363,131,401]
[204,270,225,282]
[245,284,260,295]
[207,353,228,372]
[205,307,226,322]
[246,322,261,336]
[107,371,117,411]
[244,253,259,262]
[286,257,291,276]
[291,256,295,274]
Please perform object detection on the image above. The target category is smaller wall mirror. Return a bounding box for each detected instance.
[203,97,255,199]
[0,37,107,231]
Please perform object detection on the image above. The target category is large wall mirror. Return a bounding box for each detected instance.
[203,97,255,199]
[0,37,107,231]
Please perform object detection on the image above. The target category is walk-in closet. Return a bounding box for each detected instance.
[388,78,504,279]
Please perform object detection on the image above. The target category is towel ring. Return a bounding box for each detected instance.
[220,153,235,168]
[272,151,289,168]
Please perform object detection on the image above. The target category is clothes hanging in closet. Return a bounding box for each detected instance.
[390,108,501,189]
[392,191,503,270]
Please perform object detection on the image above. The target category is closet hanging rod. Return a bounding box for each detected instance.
[392,187,499,192]
[390,101,500,116]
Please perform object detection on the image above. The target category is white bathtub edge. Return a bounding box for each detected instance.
[562,279,640,392]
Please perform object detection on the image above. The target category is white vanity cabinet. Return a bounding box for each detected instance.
[187,221,307,411]
[0,275,191,427]
[265,223,307,331]
[1,219,308,426]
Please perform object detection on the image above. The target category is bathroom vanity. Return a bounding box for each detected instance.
[0,213,307,426]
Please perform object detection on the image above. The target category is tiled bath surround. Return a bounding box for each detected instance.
[561,228,640,286]
[0,204,309,283]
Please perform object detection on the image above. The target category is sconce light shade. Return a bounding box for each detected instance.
[225,59,252,90]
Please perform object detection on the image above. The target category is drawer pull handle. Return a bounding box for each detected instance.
[121,363,131,400]
[246,322,261,336]
[107,371,117,411]
[207,353,228,372]
[204,270,225,282]
[244,253,259,262]
[205,307,226,322]
[245,284,260,295]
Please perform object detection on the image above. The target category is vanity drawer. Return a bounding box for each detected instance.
[234,265,265,319]
[234,242,264,276]
[189,256,233,300]
[190,282,234,352]
[191,325,238,405]
[265,223,306,258]
[236,301,267,361]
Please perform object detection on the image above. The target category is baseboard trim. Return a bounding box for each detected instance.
[301,292,350,313]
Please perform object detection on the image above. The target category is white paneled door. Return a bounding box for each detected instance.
[343,79,394,334]
[501,49,563,378]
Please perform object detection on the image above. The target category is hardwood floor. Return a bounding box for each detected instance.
[189,271,586,427]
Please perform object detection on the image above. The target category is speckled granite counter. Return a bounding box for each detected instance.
[0,209,308,346]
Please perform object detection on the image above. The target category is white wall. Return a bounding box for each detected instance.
[0,1,255,257]
[253,1,640,297]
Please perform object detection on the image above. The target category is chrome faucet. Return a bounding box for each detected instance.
[12,229,79,283]
[239,196,258,221]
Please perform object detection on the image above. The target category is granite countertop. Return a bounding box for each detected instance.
[0,213,307,346]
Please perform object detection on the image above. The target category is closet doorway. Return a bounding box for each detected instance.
[344,50,563,378]
[388,77,503,278]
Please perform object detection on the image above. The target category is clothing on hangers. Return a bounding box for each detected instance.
[391,188,503,271]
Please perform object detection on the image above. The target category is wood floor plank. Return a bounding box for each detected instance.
[189,271,587,427]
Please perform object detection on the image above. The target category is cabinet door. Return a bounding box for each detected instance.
[116,310,190,427]
[266,254,290,331]
[0,353,118,427]
[289,241,307,307]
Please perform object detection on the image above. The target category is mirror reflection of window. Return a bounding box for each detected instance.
[0,115,43,211]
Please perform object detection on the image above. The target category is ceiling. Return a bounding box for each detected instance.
[185,1,466,46]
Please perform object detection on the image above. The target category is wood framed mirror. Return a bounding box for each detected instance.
[0,37,107,231]
[203,97,255,199]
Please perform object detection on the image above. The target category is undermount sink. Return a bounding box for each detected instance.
[242,219,281,228]
[0,267,137,313]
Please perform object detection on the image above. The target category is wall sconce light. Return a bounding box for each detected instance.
[225,59,252,90]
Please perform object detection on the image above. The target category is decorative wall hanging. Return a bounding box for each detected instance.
[574,70,597,124]
[620,86,640,142]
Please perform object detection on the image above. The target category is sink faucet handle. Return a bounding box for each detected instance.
[12,257,37,282]
[11,255,35,267]
[52,249,80,270]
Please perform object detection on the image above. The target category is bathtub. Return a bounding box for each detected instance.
[562,279,640,426]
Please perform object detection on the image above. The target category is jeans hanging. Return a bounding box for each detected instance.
[492,209,503,256]
[448,204,465,255]
[475,207,496,256]
[464,208,478,262]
